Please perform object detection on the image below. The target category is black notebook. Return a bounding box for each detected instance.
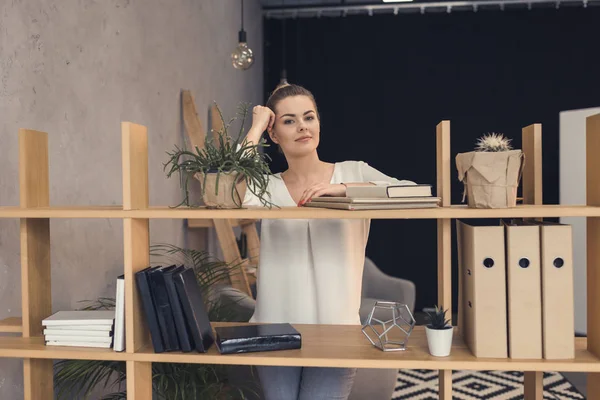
[135,266,164,353]
[148,265,180,352]
[173,267,215,353]
[214,323,302,354]
[163,265,194,352]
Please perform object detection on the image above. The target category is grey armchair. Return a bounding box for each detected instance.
[216,257,416,400]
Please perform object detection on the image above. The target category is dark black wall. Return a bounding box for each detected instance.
[261,7,600,313]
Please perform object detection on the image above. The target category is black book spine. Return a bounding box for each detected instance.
[134,267,165,353]
[216,334,302,354]
[149,267,180,352]
[173,268,215,353]
[163,266,193,353]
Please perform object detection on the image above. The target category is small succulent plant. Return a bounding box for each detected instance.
[425,305,451,330]
[475,132,513,152]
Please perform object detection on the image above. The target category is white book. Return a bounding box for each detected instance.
[43,310,115,326]
[113,274,126,352]
[43,324,113,331]
[46,340,112,349]
[304,201,440,210]
[44,328,112,337]
[346,183,432,198]
[308,196,441,204]
[45,335,113,344]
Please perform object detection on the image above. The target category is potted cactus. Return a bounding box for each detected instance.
[455,133,524,209]
[424,305,453,357]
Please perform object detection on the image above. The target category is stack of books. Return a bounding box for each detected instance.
[43,310,115,348]
[136,265,215,354]
[136,265,302,354]
[304,182,441,210]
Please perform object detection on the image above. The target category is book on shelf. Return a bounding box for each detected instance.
[304,196,440,204]
[163,265,194,352]
[136,265,214,353]
[43,328,112,337]
[303,196,440,210]
[113,274,126,352]
[148,265,181,352]
[42,310,115,348]
[134,265,305,355]
[346,181,432,198]
[301,181,440,210]
[42,310,115,326]
[214,323,302,354]
[173,267,215,353]
[136,266,167,353]
[46,340,112,348]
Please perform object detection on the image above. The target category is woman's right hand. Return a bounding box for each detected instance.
[249,106,276,141]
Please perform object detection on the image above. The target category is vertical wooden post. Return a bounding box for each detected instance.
[122,122,152,399]
[522,124,543,205]
[436,120,452,399]
[586,113,600,399]
[19,128,53,400]
[522,123,544,400]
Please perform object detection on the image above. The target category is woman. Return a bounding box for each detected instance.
[242,84,415,400]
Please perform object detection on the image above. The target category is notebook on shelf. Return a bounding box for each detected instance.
[303,201,440,210]
[214,323,301,354]
[346,182,432,198]
[307,196,441,204]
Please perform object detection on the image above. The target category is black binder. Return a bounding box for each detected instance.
[135,266,164,353]
[173,267,215,353]
[214,323,302,354]
[148,265,180,352]
[163,265,194,352]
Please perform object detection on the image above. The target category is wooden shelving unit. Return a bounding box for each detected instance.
[1,116,599,399]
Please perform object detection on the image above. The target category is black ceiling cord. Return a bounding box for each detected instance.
[281,0,287,83]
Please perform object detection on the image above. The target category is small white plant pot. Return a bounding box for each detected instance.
[425,325,453,357]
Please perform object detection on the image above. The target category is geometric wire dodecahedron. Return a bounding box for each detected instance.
[361,301,416,352]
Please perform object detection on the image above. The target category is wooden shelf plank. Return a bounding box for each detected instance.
[0,317,22,333]
[0,336,130,361]
[1,325,594,371]
[0,206,127,218]
[2,205,600,219]
[133,324,598,372]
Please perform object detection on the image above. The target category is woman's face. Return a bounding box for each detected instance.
[268,95,320,158]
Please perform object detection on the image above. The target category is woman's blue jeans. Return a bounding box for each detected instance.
[257,365,357,400]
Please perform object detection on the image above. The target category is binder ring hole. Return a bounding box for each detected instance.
[483,258,494,268]
[467,269,472,275]
[554,257,565,268]
[519,258,530,268]
[468,301,472,308]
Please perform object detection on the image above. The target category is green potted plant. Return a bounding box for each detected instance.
[164,102,275,209]
[455,132,524,209]
[53,244,260,400]
[424,305,453,357]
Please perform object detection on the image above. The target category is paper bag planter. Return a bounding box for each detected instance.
[455,134,525,209]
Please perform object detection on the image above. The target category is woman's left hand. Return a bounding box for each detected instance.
[298,183,346,206]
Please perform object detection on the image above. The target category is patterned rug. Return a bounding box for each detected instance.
[393,369,586,399]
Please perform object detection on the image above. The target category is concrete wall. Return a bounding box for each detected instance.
[0,0,263,397]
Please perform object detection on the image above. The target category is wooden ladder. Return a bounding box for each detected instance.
[181,90,260,297]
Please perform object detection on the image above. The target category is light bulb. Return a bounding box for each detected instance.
[232,30,254,70]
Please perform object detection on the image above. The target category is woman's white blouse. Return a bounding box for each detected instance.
[243,161,414,325]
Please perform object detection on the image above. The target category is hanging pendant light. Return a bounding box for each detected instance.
[231,0,254,70]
